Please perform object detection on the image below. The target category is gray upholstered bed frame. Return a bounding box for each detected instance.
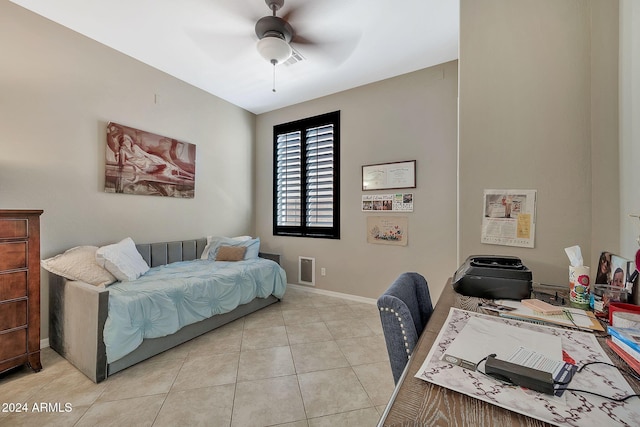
[48,238,281,383]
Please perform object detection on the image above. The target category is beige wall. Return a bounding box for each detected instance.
[1,2,256,339]
[255,62,459,302]
[591,0,620,264]
[620,0,640,269]
[459,0,619,285]
[2,0,629,341]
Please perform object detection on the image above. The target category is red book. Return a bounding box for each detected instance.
[607,339,640,375]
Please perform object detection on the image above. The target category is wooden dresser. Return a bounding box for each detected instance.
[0,209,43,374]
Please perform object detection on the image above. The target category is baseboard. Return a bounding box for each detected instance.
[41,338,49,349]
[287,283,377,305]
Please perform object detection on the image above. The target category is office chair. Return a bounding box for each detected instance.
[377,272,434,384]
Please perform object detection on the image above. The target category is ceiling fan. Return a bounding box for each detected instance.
[221,0,360,92]
[255,0,319,91]
[252,0,359,65]
[254,0,295,66]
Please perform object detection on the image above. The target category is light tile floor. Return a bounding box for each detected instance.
[0,287,394,426]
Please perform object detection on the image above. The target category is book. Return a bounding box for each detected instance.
[607,325,640,354]
[521,298,564,315]
[611,336,640,362]
[606,338,640,375]
[496,300,605,332]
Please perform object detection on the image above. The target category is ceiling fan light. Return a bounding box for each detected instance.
[257,36,292,64]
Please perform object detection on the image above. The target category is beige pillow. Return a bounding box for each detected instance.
[201,235,253,259]
[41,246,116,287]
[215,245,247,261]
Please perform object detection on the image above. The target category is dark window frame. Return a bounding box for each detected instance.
[273,110,340,239]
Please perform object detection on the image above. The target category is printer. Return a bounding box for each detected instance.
[452,255,532,300]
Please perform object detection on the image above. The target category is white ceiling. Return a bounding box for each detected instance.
[10,0,459,114]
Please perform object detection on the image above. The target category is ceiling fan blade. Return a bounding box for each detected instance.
[184,1,264,60]
[291,30,362,66]
[186,28,255,63]
[281,0,343,24]
[221,0,263,23]
[290,34,316,46]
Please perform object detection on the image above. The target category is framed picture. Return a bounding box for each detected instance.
[105,122,196,198]
[362,160,416,191]
[367,216,408,246]
[362,193,413,212]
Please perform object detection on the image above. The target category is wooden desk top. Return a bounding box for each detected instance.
[378,280,640,427]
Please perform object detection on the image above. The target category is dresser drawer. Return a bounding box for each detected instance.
[0,271,28,300]
[0,328,27,361]
[0,300,27,331]
[0,242,27,271]
[0,218,28,239]
[0,210,41,373]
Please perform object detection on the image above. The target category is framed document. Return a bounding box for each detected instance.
[362,160,416,191]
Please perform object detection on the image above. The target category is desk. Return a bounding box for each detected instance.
[378,280,640,426]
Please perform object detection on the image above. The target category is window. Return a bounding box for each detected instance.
[273,111,340,239]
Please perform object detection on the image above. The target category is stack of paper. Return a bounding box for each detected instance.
[442,316,562,370]
[495,300,604,332]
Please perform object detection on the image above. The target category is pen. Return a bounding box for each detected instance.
[563,309,594,332]
[563,309,574,323]
[563,309,581,329]
[478,303,516,312]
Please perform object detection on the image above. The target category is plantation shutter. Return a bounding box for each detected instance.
[305,124,334,228]
[275,131,302,227]
[273,110,340,239]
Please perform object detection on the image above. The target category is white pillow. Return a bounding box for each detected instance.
[95,237,149,282]
[200,235,252,259]
[41,246,116,287]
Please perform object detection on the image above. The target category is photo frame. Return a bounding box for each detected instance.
[105,122,196,198]
[367,216,408,246]
[362,160,416,191]
[362,193,413,212]
[596,251,637,294]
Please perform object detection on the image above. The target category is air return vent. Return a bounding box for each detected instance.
[298,256,315,286]
[284,48,305,66]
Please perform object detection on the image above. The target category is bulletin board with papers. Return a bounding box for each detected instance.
[481,189,536,248]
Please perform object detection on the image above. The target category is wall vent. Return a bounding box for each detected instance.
[284,48,305,66]
[298,256,315,286]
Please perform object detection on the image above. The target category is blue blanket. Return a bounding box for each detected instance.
[104,258,287,363]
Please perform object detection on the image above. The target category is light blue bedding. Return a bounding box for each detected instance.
[104,258,287,363]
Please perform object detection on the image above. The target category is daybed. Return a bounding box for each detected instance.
[45,236,286,383]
